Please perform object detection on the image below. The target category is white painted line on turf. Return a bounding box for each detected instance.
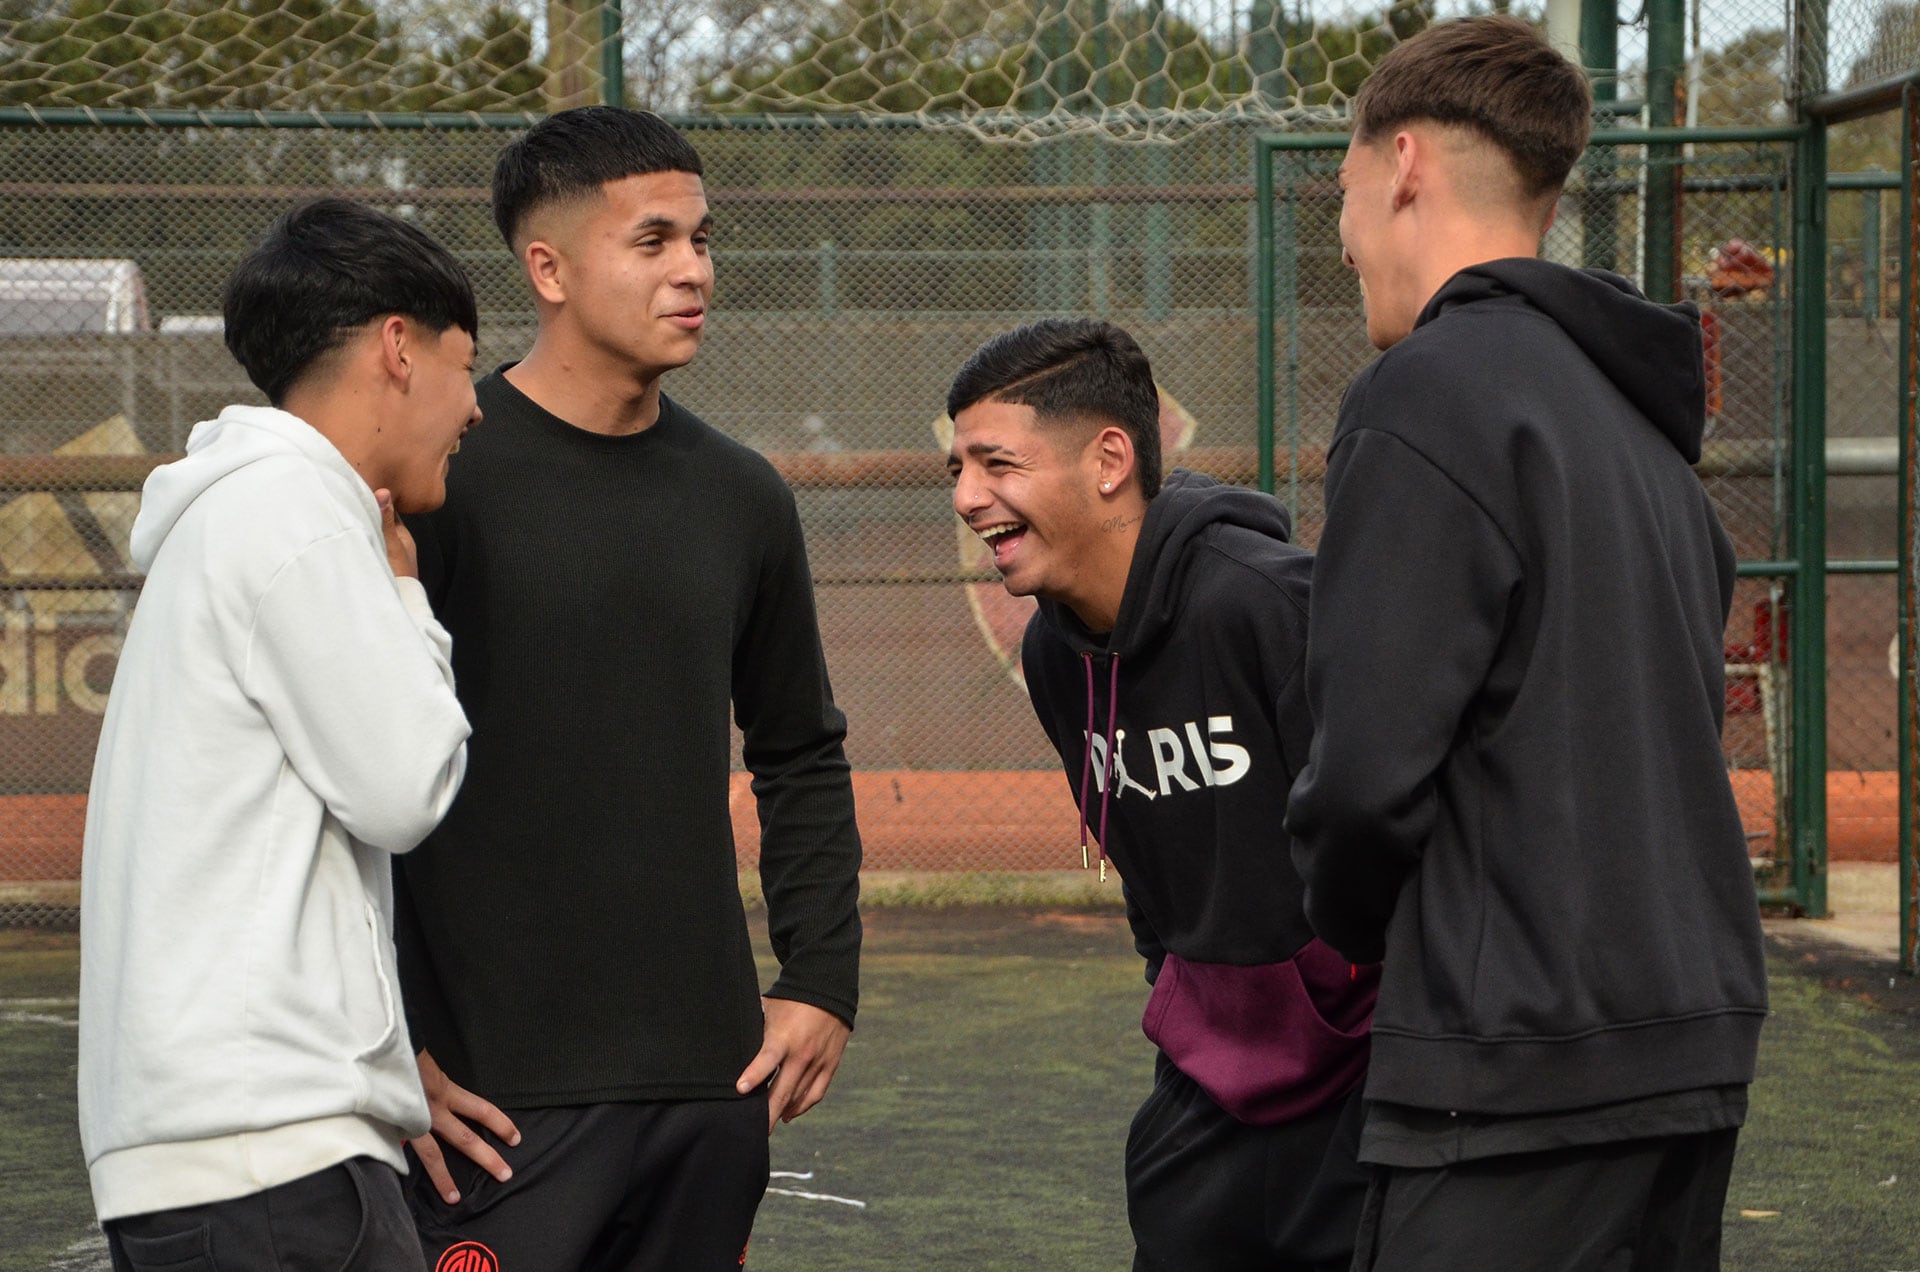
[47,1229,110,1271]
[0,1009,76,1027]
[768,1170,866,1208]
[0,996,77,1007]
[766,1186,867,1208]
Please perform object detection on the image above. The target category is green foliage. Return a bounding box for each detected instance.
[1843,0,1920,96]
[702,0,1433,116]
[0,0,547,111]
[1691,28,1788,129]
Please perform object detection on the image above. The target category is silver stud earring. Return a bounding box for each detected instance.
[1101,481,1112,491]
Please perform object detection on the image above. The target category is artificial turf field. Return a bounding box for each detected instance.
[3,909,1918,1271]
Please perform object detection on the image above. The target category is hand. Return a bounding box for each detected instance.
[376,489,418,580]
[735,998,851,1133]
[409,1048,521,1205]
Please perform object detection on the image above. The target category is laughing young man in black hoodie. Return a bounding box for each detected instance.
[1284,17,1769,1270]
[946,319,1376,1271]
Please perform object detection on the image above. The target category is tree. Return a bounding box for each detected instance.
[623,0,822,112]
[695,0,1432,116]
[411,5,546,112]
[1689,28,1788,129]
[0,0,547,111]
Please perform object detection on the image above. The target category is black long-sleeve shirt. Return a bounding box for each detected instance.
[394,370,861,1106]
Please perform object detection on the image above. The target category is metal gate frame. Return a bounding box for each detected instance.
[1255,121,1826,917]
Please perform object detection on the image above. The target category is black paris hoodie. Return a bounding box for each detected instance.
[1022,470,1375,1125]
[1286,259,1768,1119]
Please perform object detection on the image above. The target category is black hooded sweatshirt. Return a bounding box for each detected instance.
[1285,260,1768,1132]
[1023,470,1376,1126]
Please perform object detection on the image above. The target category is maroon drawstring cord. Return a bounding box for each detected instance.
[1079,654,1096,869]
[1098,655,1119,881]
[1077,653,1120,882]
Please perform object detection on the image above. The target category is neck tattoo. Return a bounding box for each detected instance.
[1101,514,1140,532]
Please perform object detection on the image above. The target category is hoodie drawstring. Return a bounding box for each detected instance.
[1078,652,1121,882]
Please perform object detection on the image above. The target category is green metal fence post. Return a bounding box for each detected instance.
[600,0,624,107]
[1256,139,1276,495]
[1901,85,1918,971]
[1090,133,1111,318]
[1091,0,1111,105]
[1021,1,1060,309]
[1143,0,1172,322]
[1580,0,1619,270]
[1643,0,1684,301]
[1579,0,1617,99]
[1248,0,1285,102]
[1278,165,1301,514]
[1047,4,1080,311]
[1791,72,1831,917]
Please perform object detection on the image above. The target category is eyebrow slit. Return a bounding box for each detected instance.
[634,212,715,234]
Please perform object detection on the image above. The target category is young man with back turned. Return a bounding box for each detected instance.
[1284,17,1769,1269]
[79,198,480,1269]
[394,106,863,1271]
[947,319,1375,1271]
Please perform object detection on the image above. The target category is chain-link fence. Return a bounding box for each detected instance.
[1827,157,1903,860]
[0,116,1296,920]
[0,0,1911,922]
[1260,136,1813,887]
[1819,0,1920,103]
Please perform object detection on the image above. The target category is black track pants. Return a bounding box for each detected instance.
[406,1095,771,1272]
[1351,1129,1741,1272]
[1128,1053,1370,1272]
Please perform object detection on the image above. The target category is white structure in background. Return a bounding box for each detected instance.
[0,259,149,335]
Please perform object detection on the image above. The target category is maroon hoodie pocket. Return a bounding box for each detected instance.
[1141,943,1377,1125]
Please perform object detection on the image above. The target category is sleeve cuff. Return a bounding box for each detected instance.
[765,985,858,1031]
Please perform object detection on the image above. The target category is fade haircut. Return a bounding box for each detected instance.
[222,198,478,407]
[1354,15,1592,202]
[492,106,704,248]
[947,319,1163,499]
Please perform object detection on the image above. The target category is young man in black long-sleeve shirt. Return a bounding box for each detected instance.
[393,106,862,1272]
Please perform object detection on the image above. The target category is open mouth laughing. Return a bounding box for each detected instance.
[976,521,1027,569]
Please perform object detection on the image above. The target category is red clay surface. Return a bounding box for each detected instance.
[1,769,1900,885]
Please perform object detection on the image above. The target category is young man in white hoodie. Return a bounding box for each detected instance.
[80,198,490,1270]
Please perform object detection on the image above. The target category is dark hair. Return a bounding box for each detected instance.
[1354,16,1592,201]
[947,319,1163,499]
[222,198,478,407]
[492,106,704,247]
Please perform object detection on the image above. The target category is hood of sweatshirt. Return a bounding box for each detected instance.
[1036,468,1296,658]
[132,404,374,572]
[1417,258,1708,464]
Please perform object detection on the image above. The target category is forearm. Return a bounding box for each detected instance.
[755,751,862,1026]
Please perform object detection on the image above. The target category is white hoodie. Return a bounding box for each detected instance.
[78,404,470,1222]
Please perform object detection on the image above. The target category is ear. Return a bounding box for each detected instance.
[523,238,566,305]
[377,314,411,386]
[1539,197,1561,237]
[1390,130,1420,210]
[1093,425,1137,495]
